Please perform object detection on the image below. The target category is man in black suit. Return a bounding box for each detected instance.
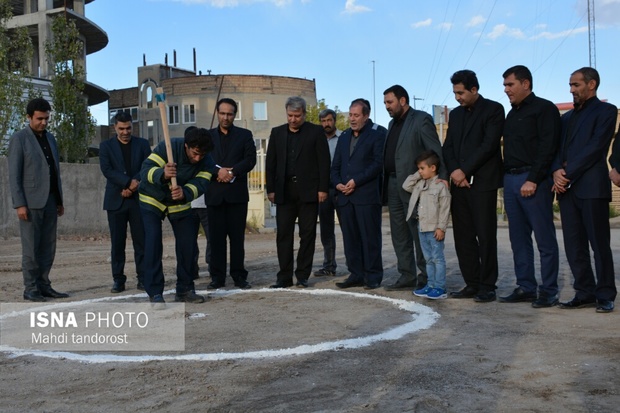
[99,112,152,293]
[206,98,257,290]
[610,129,620,188]
[552,67,617,313]
[266,96,331,288]
[332,99,386,289]
[442,70,504,303]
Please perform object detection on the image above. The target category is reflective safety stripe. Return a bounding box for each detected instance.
[147,167,160,183]
[185,183,198,199]
[196,171,212,180]
[139,193,166,212]
[148,153,166,167]
[168,203,191,214]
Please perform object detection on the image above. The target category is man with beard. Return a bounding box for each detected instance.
[442,70,504,303]
[552,67,617,313]
[382,85,446,291]
[99,112,151,293]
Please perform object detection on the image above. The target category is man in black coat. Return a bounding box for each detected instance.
[99,111,152,293]
[552,67,617,313]
[206,98,257,290]
[442,70,505,303]
[266,96,331,288]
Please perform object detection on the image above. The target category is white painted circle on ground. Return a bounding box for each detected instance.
[0,288,439,363]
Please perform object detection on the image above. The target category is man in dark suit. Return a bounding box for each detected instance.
[332,99,386,289]
[206,98,257,290]
[99,112,152,293]
[313,109,341,277]
[382,85,447,291]
[610,129,620,188]
[8,98,68,301]
[266,96,331,288]
[552,67,617,313]
[442,70,504,303]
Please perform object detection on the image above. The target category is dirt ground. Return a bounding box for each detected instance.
[1,215,619,413]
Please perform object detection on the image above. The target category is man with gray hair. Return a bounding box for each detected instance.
[314,108,342,277]
[266,97,331,288]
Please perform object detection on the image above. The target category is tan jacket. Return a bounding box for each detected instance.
[402,173,451,232]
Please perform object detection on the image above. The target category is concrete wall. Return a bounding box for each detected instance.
[1,157,109,239]
[1,156,267,238]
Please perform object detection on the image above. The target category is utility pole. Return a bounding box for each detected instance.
[412,96,424,110]
[588,0,596,68]
[371,60,376,122]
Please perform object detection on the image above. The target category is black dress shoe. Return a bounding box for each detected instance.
[336,279,365,289]
[474,290,496,303]
[558,297,596,309]
[531,294,559,308]
[499,287,536,303]
[449,286,478,299]
[174,291,206,303]
[39,287,69,298]
[137,281,145,291]
[24,291,46,302]
[111,281,126,293]
[383,280,415,291]
[270,282,293,289]
[364,283,381,290]
[296,279,309,288]
[596,300,614,313]
[234,281,252,290]
[207,282,225,290]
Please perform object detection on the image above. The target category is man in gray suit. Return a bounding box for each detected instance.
[8,98,68,302]
[382,85,447,291]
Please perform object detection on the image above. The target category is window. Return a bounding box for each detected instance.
[147,120,154,146]
[235,101,242,120]
[146,86,153,109]
[183,104,196,124]
[254,138,268,151]
[253,101,267,120]
[168,105,180,125]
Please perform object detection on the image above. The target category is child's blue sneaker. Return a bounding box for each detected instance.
[426,288,447,300]
[413,285,432,297]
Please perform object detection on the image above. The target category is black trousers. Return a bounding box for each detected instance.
[450,186,498,291]
[275,179,319,284]
[559,191,616,302]
[106,197,145,284]
[207,202,249,285]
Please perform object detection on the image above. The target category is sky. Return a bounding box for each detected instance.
[86,0,620,128]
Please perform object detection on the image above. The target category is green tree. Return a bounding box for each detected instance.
[45,15,96,163]
[306,99,349,131]
[0,0,35,155]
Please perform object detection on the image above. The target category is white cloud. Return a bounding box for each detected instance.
[487,24,525,40]
[412,18,432,29]
[576,0,620,26]
[466,15,486,28]
[530,26,588,40]
[343,0,371,14]
[437,22,453,30]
